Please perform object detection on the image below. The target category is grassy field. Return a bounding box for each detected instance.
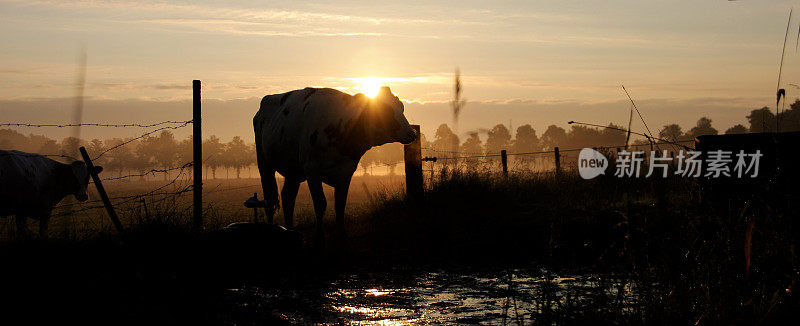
[1,174,408,239]
[0,168,798,324]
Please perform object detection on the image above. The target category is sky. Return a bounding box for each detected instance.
[2,0,800,143]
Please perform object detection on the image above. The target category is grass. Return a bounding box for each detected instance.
[0,169,797,324]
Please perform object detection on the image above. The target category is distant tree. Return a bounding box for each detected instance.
[432,124,459,167]
[0,129,31,151]
[37,139,60,155]
[687,117,718,139]
[149,131,178,180]
[104,138,134,179]
[360,148,379,175]
[691,118,717,136]
[459,132,483,166]
[432,124,459,152]
[541,125,567,149]
[224,136,252,178]
[747,107,776,133]
[27,134,51,153]
[177,135,193,174]
[133,139,154,180]
[511,124,539,167]
[60,137,82,158]
[87,139,107,166]
[600,123,627,146]
[376,142,404,175]
[512,124,539,152]
[725,124,748,135]
[485,124,511,155]
[203,135,225,179]
[658,124,685,142]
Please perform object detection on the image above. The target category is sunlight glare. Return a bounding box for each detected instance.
[349,76,405,98]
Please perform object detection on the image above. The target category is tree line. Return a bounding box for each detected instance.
[0,130,255,180]
[3,99,800,177]
[420,99,800,164]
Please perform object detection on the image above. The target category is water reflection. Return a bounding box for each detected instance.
[225,268,638,325]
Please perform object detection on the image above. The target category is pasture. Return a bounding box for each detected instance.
[1,167,797,324]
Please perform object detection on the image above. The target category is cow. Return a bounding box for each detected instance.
[254,86,416,238]
[0,150,102,237]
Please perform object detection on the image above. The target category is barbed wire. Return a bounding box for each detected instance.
[428,140,695,161]
[0,120,192,129]
[91,120,192,160]
[99,162,193,181]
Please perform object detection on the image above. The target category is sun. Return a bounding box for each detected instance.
[354,77,383,97]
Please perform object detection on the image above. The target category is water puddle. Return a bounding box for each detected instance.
[223,268,639,325]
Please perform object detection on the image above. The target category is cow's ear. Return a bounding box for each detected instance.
[93,166,103,174]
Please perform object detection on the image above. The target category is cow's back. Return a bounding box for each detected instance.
[0,150,60,216]
[254,88,365,183]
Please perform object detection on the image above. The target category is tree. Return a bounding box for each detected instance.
[360,148,379,176]
[37,139,60,155]
[224,136,252,178]
[432,124,459,152]
[87,139,107,166]
[658,124,684,142]
[747,107,776,133]
[511,124,539,167]
[177,135,194,175]
[541,125,567,149]
[376,142,404,175]
[485,124,511,154]
[203,135,225,179]
[459,132,483,166]
[149,131,178,180]
[104,138,134,179]
[725,124,748,135]
[60,137,82,158]
[432,124,459,167]
[687,117,718,139]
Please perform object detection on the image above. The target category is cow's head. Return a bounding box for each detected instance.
[365,87,417,145]
[66,161,102,202]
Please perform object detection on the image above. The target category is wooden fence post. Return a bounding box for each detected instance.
[404,125,423,202]
[501,150,508,176]
[554,147,561,173]
[79,146,123,233]
[192,80,203,231]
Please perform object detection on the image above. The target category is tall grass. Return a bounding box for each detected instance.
[348,168,798,324]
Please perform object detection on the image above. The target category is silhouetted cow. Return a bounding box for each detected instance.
[254,87,416,237]
[0,150,102,237]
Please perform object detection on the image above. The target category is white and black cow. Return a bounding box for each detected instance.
[254,87,416,235]
[0,150,102,237]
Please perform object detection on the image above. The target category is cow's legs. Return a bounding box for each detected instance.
[308,179,327,241]
[259,168,279,224]
[281,179,301,229]
[334,178,352,233]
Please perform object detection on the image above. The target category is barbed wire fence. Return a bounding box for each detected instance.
[0,80,262,237]
[418,140,696,183]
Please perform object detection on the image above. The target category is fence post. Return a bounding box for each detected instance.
[404,125,423,202]
[554,147,561,173]
[501,150,508,176]
[79,146,123,233]
[252,193,259,223]
[192,80,203,231]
